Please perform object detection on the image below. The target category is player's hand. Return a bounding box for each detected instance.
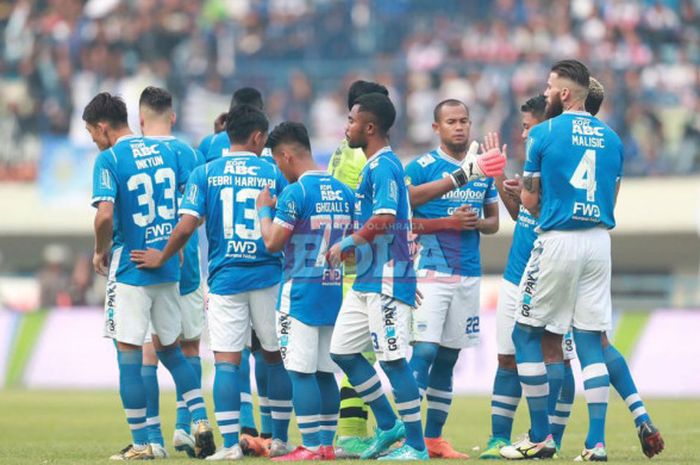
[450,205,479,230]
[130,248,165,269]
[450,137,506,186]
[256,186,277,210]
[503,174,523,201]
[93,251,110,276]
[214,112,228,133]
[326,242,344,268]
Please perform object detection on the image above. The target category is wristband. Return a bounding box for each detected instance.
[450,167,469,187]
[339,235,356,253]
[258,206,274,221]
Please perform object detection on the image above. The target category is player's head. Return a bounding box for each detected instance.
[520,95,546,140]
[82,92,128,151]
[346,93,396,150]
[545,59,590,119]
[230,87,263,111]
[585,77,605,116]
[225,104,269,155]
[138,86,175,133]
[347,80,389,111]
[267,121,313,182]
[432,99,470,153]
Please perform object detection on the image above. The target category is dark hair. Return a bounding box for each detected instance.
[347,80,389,110]
[550,59,590,88]
[139,86,173,113]
[354,93,396,135]
[225,104,269,144]
[585,77,605,116]
[82,92,128,127]
[433,99,469,122]
[520,95,547,120]
[267,121,311,152]
[230,87,263,111]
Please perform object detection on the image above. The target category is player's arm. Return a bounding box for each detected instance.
[495,175,521,221]
[93,201,114,275]
[408,178,458,208]
[477,201,499,234]
[256,186,293,253]
[411,205,478,235]
[327,213,395,267]
[521,173,540,217]
[131,214,199,268]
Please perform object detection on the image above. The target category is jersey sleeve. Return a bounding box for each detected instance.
[404,158,425,187]
[180,165,206,218]
[523,125,546,177]
[273,166,289,196]
[485,178,499,204]
[91,151,117,207]
[371,160,400,216]
[273,184,302,231]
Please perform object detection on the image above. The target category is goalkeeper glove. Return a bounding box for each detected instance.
[450,141,507,187]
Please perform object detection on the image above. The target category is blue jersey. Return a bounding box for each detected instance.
[353,147,416,306]
[154,136,205,295]
[405,149,498,277]
[274,171,355,326]
[91,135,187,286]
[524,111,623,232]
[180,151,288,295]
[503,206,538,286]
[198,132,219,158]
[206,131,275,163]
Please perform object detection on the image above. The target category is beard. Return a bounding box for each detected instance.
[346,134,366,150]
[545,93,564,119]
[445,140,468,155]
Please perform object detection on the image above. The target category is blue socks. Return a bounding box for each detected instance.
[238,349,257,434]
[254,350,272,437]
[490,367,521,441]
[175,356,201,433]
[288,371,321,449]
[512,323,550,442]
[117,349,148,445]
[380,359,425,451]
[331,353,397,431]
[408,342,439,398]
[157,346,207,423]
[574,329,609,449]
[604,344,650,427]
[551,362,576,447]
[546,361,565,427]
[213,362,240,448]
[267,361,293,442]
[317,371,340,446]
[424,347,459,439]
[141,364,163,446]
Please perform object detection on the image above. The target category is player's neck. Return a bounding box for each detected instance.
[296,160,320,179]
[109,127,133,145]
[439,143,466,161]
[364,138,390,159]
[142,122,172,137]
[229,143,260,156]
[564,99,586,113]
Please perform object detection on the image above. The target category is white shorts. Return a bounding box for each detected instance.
[412,271,480,349]
[208,285,279,353]
[330,290,410,362]
[104,281,182,346]
[277,313,337,374]
[180,285,205,341]
[516,228,612,335]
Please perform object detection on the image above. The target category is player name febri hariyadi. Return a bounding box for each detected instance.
[206,175,275,188]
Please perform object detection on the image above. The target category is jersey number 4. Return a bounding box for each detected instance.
[569,149,597,202]
[127,168,176,227]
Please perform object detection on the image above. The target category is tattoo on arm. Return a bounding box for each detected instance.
[523,174,535,193]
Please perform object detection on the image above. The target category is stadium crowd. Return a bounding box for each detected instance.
[1,0,699,181]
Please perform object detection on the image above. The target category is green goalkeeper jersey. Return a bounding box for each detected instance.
[327,138,366,190]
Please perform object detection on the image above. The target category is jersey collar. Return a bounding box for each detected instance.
[435,147,463,166]
[222,150,256,158]
[564,110,592,116]
[299,170,327,179]
[148,135,175,140]
[365,145,392,164]
[115,134,139,144]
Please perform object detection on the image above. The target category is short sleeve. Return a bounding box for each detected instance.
[371,160,400,216]
[523,125,545,177]
[273,185,302,231]
[91,151,117,207]
[485,178,499,204]
[179,165,207,218]
[404,158,425,187]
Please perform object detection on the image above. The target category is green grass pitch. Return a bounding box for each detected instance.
[0,390,697,464]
